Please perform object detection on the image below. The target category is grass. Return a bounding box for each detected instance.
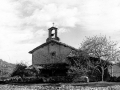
[67,82,120,87]
[0,82,120,90]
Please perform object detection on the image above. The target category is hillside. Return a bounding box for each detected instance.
[0,59,15,77]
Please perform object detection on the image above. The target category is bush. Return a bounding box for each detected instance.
[22,77,43,83]
[40,76,72,83]
[10,63,27,78]
[5,76,44,83]
[72,75,89,83]
[107,76,120,82]
[5,76,23,83]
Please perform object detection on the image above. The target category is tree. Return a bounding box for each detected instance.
[11,63,27,78]
[80,35,120,81]
[67,50,91,82]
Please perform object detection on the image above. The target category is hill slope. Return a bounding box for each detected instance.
[0,59,15,77]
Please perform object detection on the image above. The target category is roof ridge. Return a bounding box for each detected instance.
[29,40,78,53]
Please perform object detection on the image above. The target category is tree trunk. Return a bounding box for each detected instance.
[101,67,104,81]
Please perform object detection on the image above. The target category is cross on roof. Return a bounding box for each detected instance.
[53,23,55,27]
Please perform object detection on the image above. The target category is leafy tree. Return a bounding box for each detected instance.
[80,35,120,81]
[67,50,91,82]
[11,63,27,78]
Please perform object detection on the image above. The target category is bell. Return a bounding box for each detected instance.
[51,33,54,36]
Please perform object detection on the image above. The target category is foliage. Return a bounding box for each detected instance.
[8,63,44,83]
[10,63,27,78]
[80,35,120,81]
[67,50,91,82]
[67,52,111,82]
[39,76,72,83]
[107,76,120,82]
[88,57,111,81]
[1,84,120,90]
[9,63,72,83]
[10,63,43,79]
[24,66,41,77]
[73,76,89,83]
[5,76,44,83]
[5,76,23,83]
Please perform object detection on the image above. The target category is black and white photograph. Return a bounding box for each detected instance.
[0,0,120,90]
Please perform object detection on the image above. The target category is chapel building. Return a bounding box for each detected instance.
[29,26,78,65]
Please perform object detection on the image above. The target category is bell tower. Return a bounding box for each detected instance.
[46,23,60,42]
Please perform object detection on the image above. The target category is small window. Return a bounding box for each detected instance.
[50,51,56,56]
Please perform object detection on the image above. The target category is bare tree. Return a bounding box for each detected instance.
[80,35,120,81]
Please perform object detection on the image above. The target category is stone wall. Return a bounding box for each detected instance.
[32,42,73,65]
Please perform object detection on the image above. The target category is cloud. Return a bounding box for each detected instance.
[1,0,120,64]
[80,0,120,32]
[12,0,80,43]
[0,0,36,64]
[15,0,120,35]
[14,0,79,28]
[12,0,120,31]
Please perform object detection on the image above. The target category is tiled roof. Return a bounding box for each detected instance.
[29,39,78,54]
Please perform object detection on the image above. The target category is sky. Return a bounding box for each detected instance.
[0,0,120,65]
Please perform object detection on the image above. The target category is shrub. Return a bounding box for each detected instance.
[72,75,89,83]
[5,76,44,83]
[10,63,27,78]
[107,76,120,82]
[22,76,43,83]
[5,76,23,83]
[40,76,72,83]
